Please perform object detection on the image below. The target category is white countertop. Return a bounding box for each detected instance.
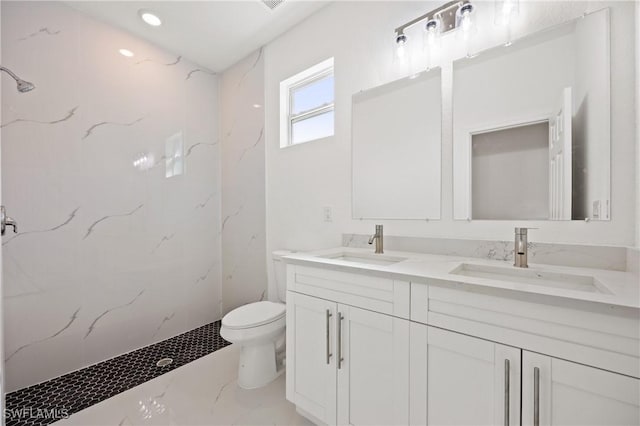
[283,247,640,310]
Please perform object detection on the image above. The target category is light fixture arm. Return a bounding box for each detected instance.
[394,0,472,37]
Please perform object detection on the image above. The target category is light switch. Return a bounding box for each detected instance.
[592,200,601,220]
[323,207,333,222]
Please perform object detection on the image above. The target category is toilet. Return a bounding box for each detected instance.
[220,250,290,389]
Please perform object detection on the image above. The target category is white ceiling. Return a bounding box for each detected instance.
[66,1,329,72]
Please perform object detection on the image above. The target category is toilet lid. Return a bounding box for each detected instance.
[222,301,286,330]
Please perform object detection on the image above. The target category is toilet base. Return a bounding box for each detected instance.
[220,305,286,390]
[237,341,285,389]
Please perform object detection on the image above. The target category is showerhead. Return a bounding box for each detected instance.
[16,79,35,93]
[0,66,35,93]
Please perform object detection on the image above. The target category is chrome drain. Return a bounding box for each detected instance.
[156,357,173,367]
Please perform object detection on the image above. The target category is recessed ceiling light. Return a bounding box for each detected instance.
[119,49,134,57]
[252,104,262,109]
[139,9,162,27]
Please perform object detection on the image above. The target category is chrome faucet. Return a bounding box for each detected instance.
[514,227,536,268]
[368,224,384,254]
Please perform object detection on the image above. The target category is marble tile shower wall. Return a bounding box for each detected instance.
[220,50,267,314]
[1,2,221,391]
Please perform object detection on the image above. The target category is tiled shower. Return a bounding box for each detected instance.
[1,0,265,396]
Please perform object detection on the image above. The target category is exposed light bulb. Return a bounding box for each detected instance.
[502,1,513,17]
[456,3,475,36]
[461,12,472,32]
[495,0,519,46]
[502,0,518,25]
[425,19,440,47]
[423,18,441,69]
[395,33,407,59]
[497,0,519,25]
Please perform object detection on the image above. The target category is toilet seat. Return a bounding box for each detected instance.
[222,301,285,330]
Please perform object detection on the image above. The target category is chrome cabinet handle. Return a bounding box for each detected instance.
[0,206,17,236]
[534,367,540,426]
[325,309,332,365]
[337,312,344,369]
[504,359,510,426]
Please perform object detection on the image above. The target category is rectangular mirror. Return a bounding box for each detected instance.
[352,68,441,219]
[453,9,610,221]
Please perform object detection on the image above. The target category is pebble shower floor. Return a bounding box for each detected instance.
[5,321,231,426]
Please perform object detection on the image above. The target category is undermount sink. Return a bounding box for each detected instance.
[449,263,611,294]
[318,252,407,266]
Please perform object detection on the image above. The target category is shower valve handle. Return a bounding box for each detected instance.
[1,206,18,236]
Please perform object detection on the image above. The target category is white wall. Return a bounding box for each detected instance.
[264,1,637,297]
[220,49,267,314]
[1,1,220,391]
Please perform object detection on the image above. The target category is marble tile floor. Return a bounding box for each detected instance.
[55,344,311,426]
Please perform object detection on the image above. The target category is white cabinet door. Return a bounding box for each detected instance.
[410,323,521,426]
[286,291,337,425]
[337,305,409,425]
[522,351,640,426]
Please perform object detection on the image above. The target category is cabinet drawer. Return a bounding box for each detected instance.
[288,265,410,319]
[411,281,640,378]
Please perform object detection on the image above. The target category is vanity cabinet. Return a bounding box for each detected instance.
[286,264,640,426]
[286,290,410,425]
[409,323,521,426]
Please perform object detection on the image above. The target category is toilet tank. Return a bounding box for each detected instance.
[272,250,291,303]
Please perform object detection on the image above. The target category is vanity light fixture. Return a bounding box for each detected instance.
[139,9,162,27]
[393,1,474,60]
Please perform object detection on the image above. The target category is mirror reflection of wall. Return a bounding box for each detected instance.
[472,121,549,220]
[453,8,610,221]
[352,69,441,220]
